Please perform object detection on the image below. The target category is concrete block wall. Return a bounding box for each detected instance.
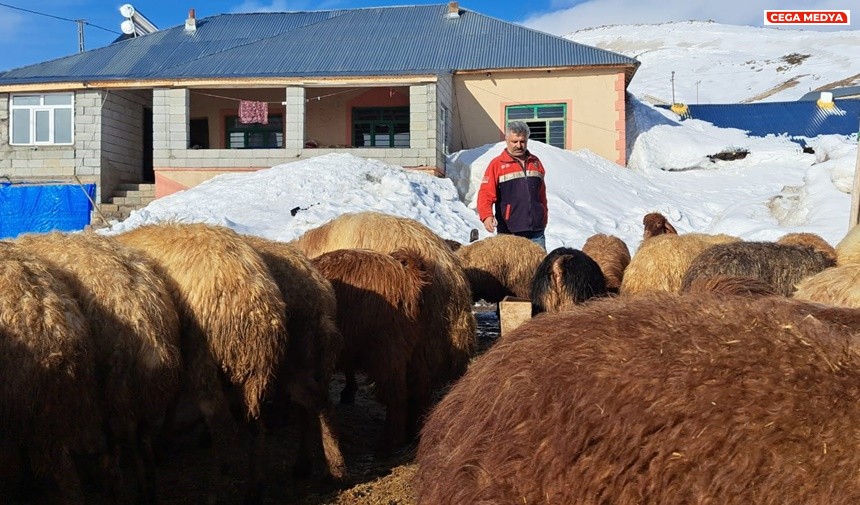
[408,83,440,170]
[0,92,78,181]
[154,85,442,176]
[99,90,151,200]
[435,73,454,173]
[284,87,305,151]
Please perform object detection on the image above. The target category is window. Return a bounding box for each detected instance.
[10,93,74,145]
[505,104,566,149]
[225,114,283,149]
[352,107,409,147]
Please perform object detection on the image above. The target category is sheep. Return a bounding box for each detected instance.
[13,231,182,503]
[415,293,860,505]
[680,241,835,297]
[0,243,101,503]
[836,223,860,266]
[620,232,741,296]
[761,229,860,312]
[642,211,678,240]
[776,232,837,263]
[311,247,432,451]
[681,274,779,297]
[530,247,608,316]
[443,239,464,252]
[581,233,631,293]
[115,223,288,504]
[455,234,545,302]
[240,234,345,479]
[792,264,860,309]
[292,211,476,431]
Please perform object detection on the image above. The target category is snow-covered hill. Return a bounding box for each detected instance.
[564,21,860,104]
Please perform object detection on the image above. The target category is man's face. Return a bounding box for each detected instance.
[506,132,528,158]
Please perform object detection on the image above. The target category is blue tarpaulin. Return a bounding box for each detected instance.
[0,182,96,239]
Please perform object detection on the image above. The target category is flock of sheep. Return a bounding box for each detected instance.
[3,209,860,504]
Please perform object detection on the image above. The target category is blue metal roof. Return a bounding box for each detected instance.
[658,100,860,139]
[799,86,860,101]
[0,5,638,85]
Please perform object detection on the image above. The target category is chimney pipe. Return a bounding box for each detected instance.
[185,8,197,33]
[445,1,460,19]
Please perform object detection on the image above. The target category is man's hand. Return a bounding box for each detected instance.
[483,216,496,233]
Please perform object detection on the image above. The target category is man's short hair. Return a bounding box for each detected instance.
[506,121,531,138]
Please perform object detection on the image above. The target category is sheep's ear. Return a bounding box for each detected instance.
[663,221,678,235]
[551,256,568,291]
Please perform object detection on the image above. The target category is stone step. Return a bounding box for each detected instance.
[117,183,155,191]
[114,188,156,198]
[111,195,155,206]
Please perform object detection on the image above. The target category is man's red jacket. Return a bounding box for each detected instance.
[477,149,547,234]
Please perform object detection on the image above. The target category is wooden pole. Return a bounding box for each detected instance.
[850,120,860,227]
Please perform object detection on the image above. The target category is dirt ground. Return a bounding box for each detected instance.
[13,306,500,505]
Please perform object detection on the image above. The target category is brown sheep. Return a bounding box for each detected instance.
[620,232,741,295]
[115,223,288,504]
[680,241,835,296]
[0,243,102,503]
[312,248,432,451]
[13,232,182,503]
[681,274,779,297]
[581,233,630,293]
[642,211,678,239]
[241,234,345,479]
[455,234,545,302]
[292,211,476,431]
[776,232,837,263]
[416,293,860,504]
[443,239,463,252]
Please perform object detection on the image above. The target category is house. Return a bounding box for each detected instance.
[658,98,860,141]
[0,3,640,206]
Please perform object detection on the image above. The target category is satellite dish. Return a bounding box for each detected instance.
[120,19,136,35]
[119,4,135,19]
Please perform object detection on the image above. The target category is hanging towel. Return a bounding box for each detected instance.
[238,100,268,124]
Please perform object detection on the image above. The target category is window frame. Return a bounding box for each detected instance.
[351,106,410,148]
[505,103,567,149]
[224,113,284,149]
[9,93,75,146]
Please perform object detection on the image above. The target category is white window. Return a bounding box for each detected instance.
[10,93,74,145]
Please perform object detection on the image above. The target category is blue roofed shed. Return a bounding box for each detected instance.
[0,3,639,208]
[659,99,860,140]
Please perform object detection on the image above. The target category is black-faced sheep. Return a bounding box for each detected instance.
[680,240,835,296]
[456,234,545,302]
[115,223,288,504]
[0,243,101,503]
[776,232,837,263]
[241,234,345,479]
[13,232,182,503]
[642,211,678,240]
[312,248,432,451]
[620,232,741,295]
[530,247,607,316]
[416,293,860,504]
[292,211,476,431]
[581,233,630,293]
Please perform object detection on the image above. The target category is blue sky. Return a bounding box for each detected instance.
[0,0,854,72]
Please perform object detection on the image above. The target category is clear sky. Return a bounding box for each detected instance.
[0,0,855,73]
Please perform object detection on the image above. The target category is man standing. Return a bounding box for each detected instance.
[477,121,548,250]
